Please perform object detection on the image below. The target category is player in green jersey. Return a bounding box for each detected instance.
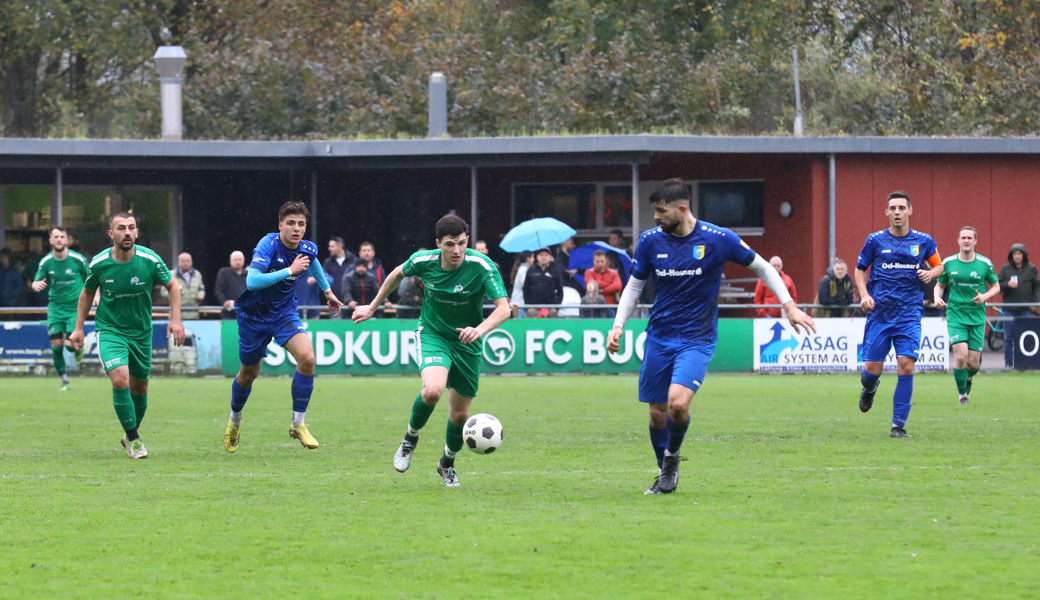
[352,215,511,487]
[934,226,1000,405]
[31,227,89,390]
[69,212,185,459]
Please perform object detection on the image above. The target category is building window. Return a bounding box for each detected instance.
[697,181,764,230]
[602,185,633,228]
[513,184,596,230]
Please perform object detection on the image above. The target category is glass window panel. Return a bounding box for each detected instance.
[514,184,596,230]
[62,190,112,259]
[126,190,171,262]
[603,185,633,228]
[697,182,764,229]
[3,185,52,259]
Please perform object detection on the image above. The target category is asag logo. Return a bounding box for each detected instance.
[482,330,515,366]
[759,322,798,363]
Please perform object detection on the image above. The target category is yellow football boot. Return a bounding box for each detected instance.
[224,420,240,453]
[289,423,319,449]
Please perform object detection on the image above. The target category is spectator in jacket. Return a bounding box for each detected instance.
[509,251,534,317]
[584,250,623,303]
[342,258,392,313]
[555,237,585,295]
[161,252,205,319]
[815,259,855,318]
[397,274,424,319]
[524,247,563,317]
[357,241,386,284]
[582,280,608,318]
[998,243,1040,367]
[754,256,798,318]
[606,229,630,271]
[215,250,248,319]
[475,240,503,317]
[323,236,355,300]
[0,249,23,307]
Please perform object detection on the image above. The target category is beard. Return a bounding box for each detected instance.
[657,218,680,234]
[119,237,135,249]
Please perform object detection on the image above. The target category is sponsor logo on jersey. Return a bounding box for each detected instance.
[424,356,443,364]
[881,262,919,270]
[656,254,668,258]
[656,268,703,277]
[911,245,920,256]
[105,279,114,283]
[881,249,892,254]
[693,245,705,260]
[453,284,465,293]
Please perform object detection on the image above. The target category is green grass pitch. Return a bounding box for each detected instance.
[1,373,1038,599]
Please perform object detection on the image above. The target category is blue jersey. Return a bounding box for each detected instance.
[236,233,319,323]
[856,228,940,324]
[632,221,756,343]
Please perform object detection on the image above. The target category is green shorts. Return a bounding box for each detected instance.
[47,308,77,338]
[96,330,152,381]
[947,321,984,352]
[416,326,480,398]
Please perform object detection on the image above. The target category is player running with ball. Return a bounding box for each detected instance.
[68,213,185,459]
[933,226,999,405]
[224,201,342,453]
[607,179,816,495]
[352,215,510,488]
[855,191,943,438]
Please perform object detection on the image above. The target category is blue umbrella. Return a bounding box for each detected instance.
[569,241,633,279]
[499,218,577,253]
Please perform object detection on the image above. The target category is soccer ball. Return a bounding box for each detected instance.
[463,413,503,454]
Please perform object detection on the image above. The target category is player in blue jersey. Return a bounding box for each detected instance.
[223,201,343,452]
[854,191,943,438]
[607,179,816,495]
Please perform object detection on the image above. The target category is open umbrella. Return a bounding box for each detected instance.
[499,218,577,253]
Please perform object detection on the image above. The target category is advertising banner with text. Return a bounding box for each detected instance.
[753,317,948,372]
[220,319,753,376]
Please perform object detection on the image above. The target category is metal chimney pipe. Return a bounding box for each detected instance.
[428,72,447,138]
[792,46,804,137]
[153,46,187,141]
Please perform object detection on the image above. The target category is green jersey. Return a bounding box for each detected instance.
[85,246,172,339]
[402,248,507,342]
[34,250,88,313]
[937,253,998,326]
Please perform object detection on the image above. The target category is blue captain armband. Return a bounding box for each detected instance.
[246,267,292,291]
[307,262,331,292]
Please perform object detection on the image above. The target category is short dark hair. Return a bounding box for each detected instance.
[278,200,310,222]
[109,211,134,228]
[649,179,691,205]
[476,239,488,247]
[593,249,608,258]
[435,214,470,240]
[50,226,69,236]
[359,241,374,251]
[609,228,625,237]
[518,251,532,261]
[886,190,912,208]
[354,257,369,268]
[329,236,344,247]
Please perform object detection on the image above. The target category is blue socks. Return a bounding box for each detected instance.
[231,378,252,413]
[666,415,690,454]
[861,369,880,392]
[649,424,669,469]
[893,374,913,428]
[291,371,314,414]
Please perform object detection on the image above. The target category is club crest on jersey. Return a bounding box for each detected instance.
[453,284,464,293]
[693,245,706,260]
[911,245,920,256]
[130,276,143,285]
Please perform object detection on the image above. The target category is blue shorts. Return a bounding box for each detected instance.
[638,336,715,403]
[862,319,921,363]
[238,313,307,366]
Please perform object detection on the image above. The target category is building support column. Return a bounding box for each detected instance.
[310,169,318,243]
[470,166,478,242]
[54,167,63,226]
[631,163,640,247]
[828,154,836,266]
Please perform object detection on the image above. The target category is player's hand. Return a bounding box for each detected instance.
[289,255,310,276]
[860,294,875,311]
[917,269,934,284]
[68,328,85,351]
[934,296,947,309]
[456,327,483,344]
[606,325,623,354]
[223,299,234,310]
[31,280,47,292]
[168,319,185,347]
[325,291,342,317]
[784,304,817,335]
[351,304,374,323]
[972,292,985,305]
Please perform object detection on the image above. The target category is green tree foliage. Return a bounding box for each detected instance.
[2,0,1039,139]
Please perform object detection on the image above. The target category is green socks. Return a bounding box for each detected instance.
[409,394,436,430]
[131,393,148,427]
[967,364,979,377]
[52,347,66,377]
[953,368,968,395]
[113,388,137,432]
[445,419,464,454]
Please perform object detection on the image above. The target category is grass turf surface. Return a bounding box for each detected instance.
[1,373,1038,599]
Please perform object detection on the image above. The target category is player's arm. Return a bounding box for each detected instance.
[917,253,943,284]
[747,253,815,335]
[933,280,947,309]
[67,286,96,351]
[606,276,647,353]
[352,264,405,323]
[976,281,1001,305]
[457,297,511,344]
[31,261,48,292]
[854,267,873,311]
[306,261,342,316]
[163,278,185,347]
